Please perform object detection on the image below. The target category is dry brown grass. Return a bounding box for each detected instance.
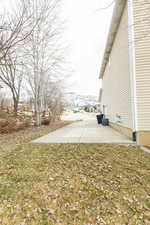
[0,121,71,154]
[0,143,150,225]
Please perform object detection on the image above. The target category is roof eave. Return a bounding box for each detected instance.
[99,0,127,79]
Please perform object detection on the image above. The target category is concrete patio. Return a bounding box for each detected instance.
[32,120,134,144]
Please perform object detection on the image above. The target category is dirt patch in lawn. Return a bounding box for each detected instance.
[0,121,71,154]
[0,143,150,225]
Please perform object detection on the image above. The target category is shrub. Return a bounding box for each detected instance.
[0,118,7,127]
[41,118,51,126]
[0,118,26,133]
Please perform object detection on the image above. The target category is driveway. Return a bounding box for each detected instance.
[61,112,97,121]
[32,120,134,144]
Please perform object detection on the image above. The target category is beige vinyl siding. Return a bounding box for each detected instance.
[101,3,133,129]
[133,0,150,130]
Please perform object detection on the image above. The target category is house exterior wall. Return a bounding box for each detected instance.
[132,0,150,131]
[132,0,150,145]
[101,3,133,132]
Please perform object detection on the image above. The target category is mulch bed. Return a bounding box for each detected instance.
[0,121,71,153]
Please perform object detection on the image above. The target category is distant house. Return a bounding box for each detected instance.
[99,0,150,146]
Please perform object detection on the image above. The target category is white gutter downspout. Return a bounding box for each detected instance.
[128,0,138,141]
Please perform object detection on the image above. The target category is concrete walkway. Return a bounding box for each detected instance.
[32,121,134,144]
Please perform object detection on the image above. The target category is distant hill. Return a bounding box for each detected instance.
[65,92,98,108]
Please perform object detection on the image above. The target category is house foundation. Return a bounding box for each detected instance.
[136,131,150,147]
[110,122,133,139]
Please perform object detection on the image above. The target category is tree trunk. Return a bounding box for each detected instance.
[34,99,41,126]
[14,100,18,116]
[36,110,41,126]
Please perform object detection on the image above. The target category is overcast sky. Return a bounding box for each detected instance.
[1,0,114,97]
[62,0,114,96]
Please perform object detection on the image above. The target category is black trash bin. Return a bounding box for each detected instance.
[96,114,104,124]
[102,118,109,126]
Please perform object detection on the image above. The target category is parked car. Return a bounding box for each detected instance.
[73,108,80,113]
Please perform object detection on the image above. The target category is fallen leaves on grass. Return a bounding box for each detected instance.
[0,121,71,154]
[0,143,150,225]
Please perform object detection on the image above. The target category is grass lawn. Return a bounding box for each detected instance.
[0,121,71,154]
[0,143,150,225]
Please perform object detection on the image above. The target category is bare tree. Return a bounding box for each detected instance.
[44,80,65,120]
[0,85,5,110]
[0,0,37,64]
[0,53,24,115]
[0,0,67,123]
[23,0,64,126]
[0,88,12,111]
[0,0,40,115]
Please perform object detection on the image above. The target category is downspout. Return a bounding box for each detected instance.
[128,0,138,142]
